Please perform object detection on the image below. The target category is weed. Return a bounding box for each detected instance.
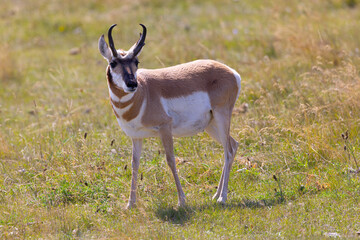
[342,130,360,173]
[273,174,285,203]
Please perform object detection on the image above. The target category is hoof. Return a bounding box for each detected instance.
[212,192,220,201]
[178,202,186,208]
[178,195,187,207]
[126,202,135,210]
[216,196,226,205]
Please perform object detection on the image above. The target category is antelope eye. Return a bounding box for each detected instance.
[134,59,139,67]
[110,61,117,68]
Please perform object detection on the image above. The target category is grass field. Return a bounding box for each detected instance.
[1,0,360,238]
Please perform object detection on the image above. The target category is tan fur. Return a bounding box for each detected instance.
[138,60,238,126]
[107,60,238,124]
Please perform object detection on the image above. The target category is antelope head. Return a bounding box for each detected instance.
[99,24,147,93]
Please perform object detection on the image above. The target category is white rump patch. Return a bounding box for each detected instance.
[227,66,241,100]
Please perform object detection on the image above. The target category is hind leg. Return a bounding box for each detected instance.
[205,110,238,203]
[216,136,238,203]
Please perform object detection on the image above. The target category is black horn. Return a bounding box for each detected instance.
[132,24,147,57]
[108,24,118,57]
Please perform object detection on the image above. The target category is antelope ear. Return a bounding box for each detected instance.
[98,35,112,61]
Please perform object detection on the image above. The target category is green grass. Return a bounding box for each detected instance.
[1,0,360,238]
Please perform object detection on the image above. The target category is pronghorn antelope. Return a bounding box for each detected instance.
[98,24,241,209]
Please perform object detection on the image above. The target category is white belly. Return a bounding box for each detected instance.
[160,92,212,137]
[112,91,212,138]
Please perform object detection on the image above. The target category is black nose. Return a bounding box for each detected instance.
[127,81,137,89]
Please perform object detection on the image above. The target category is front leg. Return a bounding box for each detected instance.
[159,124,186,207]
[127,138,143,209]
